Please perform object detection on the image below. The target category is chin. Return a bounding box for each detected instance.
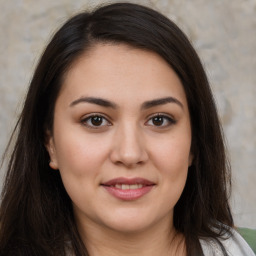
[102,212,161,234]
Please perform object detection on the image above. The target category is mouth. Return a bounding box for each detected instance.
[108,184,145,190]
[101,177,155,201]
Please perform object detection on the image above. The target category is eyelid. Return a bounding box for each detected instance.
[80,112,176,130]
[80,113,112,129]
[145,113,176,127]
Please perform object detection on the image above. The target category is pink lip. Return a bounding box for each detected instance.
[101,177,155,201]
[102,177,155,186]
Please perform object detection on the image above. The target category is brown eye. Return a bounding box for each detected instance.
[146,114,176,128]
[81,115,111,129]
[91,116,103,126]
[152,116,164,126]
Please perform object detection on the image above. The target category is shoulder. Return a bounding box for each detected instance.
[199,228,255,256]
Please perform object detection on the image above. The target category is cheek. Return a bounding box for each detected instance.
[54,132,110,177]
[54,134,111,208]
[149,133,191,200]
[150,134,191,173]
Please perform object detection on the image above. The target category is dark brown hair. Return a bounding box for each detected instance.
[0,3,233,255]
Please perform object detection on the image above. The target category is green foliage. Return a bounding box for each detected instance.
[237,227,256,254]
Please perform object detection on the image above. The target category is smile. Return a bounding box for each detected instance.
[112,184,143,189]
[101,177,155,201]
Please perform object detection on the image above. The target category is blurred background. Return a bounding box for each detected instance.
[0,0,255,228]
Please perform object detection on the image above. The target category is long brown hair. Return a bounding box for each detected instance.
[0,3,233,255]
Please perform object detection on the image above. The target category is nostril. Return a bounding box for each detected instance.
[109,133,149,166]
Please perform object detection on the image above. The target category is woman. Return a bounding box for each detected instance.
[0,2,254,256]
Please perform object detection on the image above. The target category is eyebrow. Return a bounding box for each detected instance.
[69,96,183,110]
[141,97,184,110]
[70,97,117,109]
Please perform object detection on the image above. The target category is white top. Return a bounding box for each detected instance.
[65,228,254,255]
[200,228,255,256]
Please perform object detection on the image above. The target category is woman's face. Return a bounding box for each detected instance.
[47,44,193,234]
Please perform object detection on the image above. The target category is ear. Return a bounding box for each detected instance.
[188,153,194,167]
[45,130,59,170]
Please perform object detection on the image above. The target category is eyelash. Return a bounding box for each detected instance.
[81,113,176,129]
[81,114,112,129]
[146,113,176,128]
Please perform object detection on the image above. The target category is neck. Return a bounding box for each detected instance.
[76,216,186,256]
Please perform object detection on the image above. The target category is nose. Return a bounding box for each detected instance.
[109,123,148,168]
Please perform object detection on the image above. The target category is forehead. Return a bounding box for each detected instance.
[59,43,188,109]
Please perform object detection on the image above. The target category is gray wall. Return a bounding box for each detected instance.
[0,0,255,228]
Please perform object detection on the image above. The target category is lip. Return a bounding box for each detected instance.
[102,177,155,186]
[101,177,155,201]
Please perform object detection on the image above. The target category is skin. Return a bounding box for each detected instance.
[46,43,193,256]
